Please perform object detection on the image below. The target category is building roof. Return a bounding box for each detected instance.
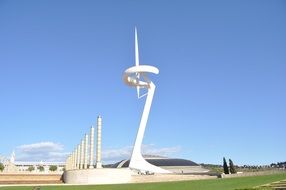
[14,161,65,166]
[112,158,199,168]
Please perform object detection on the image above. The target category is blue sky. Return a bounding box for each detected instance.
[0,0,285,165]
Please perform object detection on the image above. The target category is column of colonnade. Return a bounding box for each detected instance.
[72,152,75,169]
[70,153,73,169]
[74,147,77,169]
[77,144,80,169]
[65,116,102,171]
[89,126,94,168]
[80,138,84,169]
[84,134,88,169]
[96,115,102,168]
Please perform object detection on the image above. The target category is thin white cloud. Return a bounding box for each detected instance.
[16,142,68,162]
[102,144,181,163]
[102,146,132,162]
[14,141,181,164]
[142,144,181,156]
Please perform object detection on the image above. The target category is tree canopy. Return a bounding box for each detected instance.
[37,165,44,172]
[49,165,57,171]
[0,163,4,172]
[28,166,35,172]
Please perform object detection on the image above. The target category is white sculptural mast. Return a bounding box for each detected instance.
[123,28,170,174]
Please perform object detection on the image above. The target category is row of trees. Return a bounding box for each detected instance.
[28,165,58,172]
[270,162,286,169]
[223,157,237,174]
[0,163,59,172]
[0,163,58,172]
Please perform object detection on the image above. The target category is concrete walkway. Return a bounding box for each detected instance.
[258,179,286,190]
[0,174,215,187]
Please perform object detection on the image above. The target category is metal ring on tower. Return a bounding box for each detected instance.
[123,65,159,87]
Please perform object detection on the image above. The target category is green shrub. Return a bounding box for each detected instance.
[37,165,44,172]
[28,166,35,172]
[49,165,57,171]
[0,162,4,172]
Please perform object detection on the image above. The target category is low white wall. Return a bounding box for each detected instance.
[63,168,132,184]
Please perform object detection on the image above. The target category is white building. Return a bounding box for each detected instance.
[14,161,65,173]
[1,152,65,173]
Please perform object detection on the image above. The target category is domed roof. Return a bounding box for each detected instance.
[147,158,199,167]
[112,158,199,168]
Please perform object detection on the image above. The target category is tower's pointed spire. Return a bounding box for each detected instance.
[135,27,139,66]
[135,27,140,98]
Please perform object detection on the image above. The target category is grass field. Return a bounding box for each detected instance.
[1,173,286,190]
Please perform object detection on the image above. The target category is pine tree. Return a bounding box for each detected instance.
[229,159,236,174]
[223,157,229,174]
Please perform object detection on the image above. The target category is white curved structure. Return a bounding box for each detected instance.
[64,168,132,184]
[123,28,170,174]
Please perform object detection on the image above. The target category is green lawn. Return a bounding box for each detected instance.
[1,173,286,190]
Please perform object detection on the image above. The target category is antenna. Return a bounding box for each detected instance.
[135,27,139,66]
[135,27,140,98]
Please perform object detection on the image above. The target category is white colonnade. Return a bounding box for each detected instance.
[65,116,102,170]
